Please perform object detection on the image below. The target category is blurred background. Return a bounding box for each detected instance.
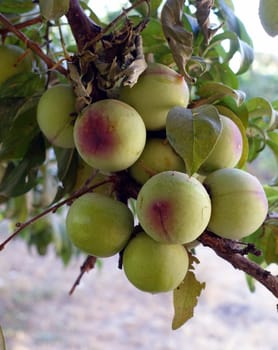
[1,0,278,349]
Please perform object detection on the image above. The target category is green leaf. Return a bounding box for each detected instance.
[39,0,70,21]
[52,148,79,202]
[166,104,222,175]
[0,72,45,98]
[0,135,45,198]
[204,31,254,75]
[198,81,246,106]
[0,326,6,350]
[160,0,194,82]
[259,0,278,37]
[172,256,206,330]
[246,97,276,130]
[0,106,40,161]
[129,0,163,17]
[0,0,35,13]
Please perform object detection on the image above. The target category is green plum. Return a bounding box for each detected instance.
[0,44,32,85]
[204,168,268,239]
[123,232,189,293]
[37,84,77,148]
[199,115,243,174]
[119,63,190,130]
[136,171,211,244]
[129,138,185,185]
[74,99,146,173]
[66,192,134,257]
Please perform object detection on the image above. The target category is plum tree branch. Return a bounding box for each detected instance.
[0,13,68,76]
[198,231,278,298]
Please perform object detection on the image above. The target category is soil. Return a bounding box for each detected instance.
[0,238,277,350]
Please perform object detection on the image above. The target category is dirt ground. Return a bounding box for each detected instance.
[0,237,277,350]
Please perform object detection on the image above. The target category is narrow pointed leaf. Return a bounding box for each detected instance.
[166,105,222,175]
[0,327,6,350]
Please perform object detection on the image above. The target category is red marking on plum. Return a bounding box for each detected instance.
[148,200,172,241]
[77,111,117,155]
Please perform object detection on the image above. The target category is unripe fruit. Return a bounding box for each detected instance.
[74,99,146,172]
[73,159,114,196]
[37,84,76,148]
[204,168,268,239]
[0,44,32,85]
[119,63,190,130]
[136,171,211,244]
[199,115,243,174]
[66,193,134,257]
[123,232,189,293]
[129,138,185,185]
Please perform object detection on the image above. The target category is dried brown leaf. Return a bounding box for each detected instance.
[161,0,194,83]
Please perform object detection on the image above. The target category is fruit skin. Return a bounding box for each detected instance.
[136,171,211,244]
[129,138,185,185]
[204,168,268,239]
[74,99,146,172]
[199,115,243,175]
[73,158,114,196]
[37,84,76,148]
[119,63,190,130]
[66,192,134,257]
[0,44,32,85]
[123,232,189,293]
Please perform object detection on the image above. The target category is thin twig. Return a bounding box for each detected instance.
[69,255,97,295]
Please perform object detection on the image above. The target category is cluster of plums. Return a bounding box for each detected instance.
[0,44,268,294]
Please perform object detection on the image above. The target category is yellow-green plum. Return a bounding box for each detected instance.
[73,158,114,196]
[129,138,185,184]
[204,168,268,239]
[66,192,134,257]
[74,99,146,172]
[136,171,211,244]
[123,232,189,293]
[0,44,32,84]
[199,115,243,174]
[119,63,190,130]
[37,84,76,148]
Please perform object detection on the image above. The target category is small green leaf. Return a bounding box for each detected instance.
[259,0,278,37]
[39,0,70,20]
[198,81,246,106]
[0,326,6,350]
[166,105,222,175]
[246,97,276,130]
[172,258,206,330]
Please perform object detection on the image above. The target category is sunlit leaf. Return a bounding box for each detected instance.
[198,81,246,106]
[246,97,276,130]
[39,0,70,21]
[166,104,222,175]
[259,0,278,37]
[172,255,206,330]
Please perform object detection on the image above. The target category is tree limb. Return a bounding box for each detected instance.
[198,231,278,298]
